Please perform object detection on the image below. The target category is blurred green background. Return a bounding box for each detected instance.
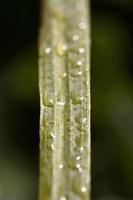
[0,0,133,200]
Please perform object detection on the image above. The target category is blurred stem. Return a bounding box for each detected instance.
[39,0,91,199]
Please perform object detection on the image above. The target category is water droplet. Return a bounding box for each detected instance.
[70,71,83,78]
[45,47,51,55]
[77,71,83,76]
[61,72,67,80]
[73,34,79,41]
[79,22,87,30]
[76,156,81,161]
[70,94,84,104]
[51,144,54,150]
[82,118,87,123]
[60,196,66,200]
[51,132,56,139]
[57,101,66,106]
[61,72,67,79]
[57,43,67,56]
[72,175,84,197]
[76,164,81,169]
[79,48,85,54]
[43,96,54,107]
[77,61,82,66]
[41,126,45,131]
[62,44,68,51]
[46,136,54,149]
[75,113,81,123]
[59,164,64,169]
[86,81,89,85]
[81,186,87,193]
[80,147,84,152]
[75,136,82,146]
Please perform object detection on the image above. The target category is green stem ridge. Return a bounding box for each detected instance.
[39,0,91,199]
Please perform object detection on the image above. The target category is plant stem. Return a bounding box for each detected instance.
[39,0,91,199]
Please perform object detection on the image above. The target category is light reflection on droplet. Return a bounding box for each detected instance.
[60,196,66,200]
[62,44,68,51]
[45,47,51,55]
[43,97,54,107]
[82,118,87,123]
[61,72,67,78]
[79,48,85,54]
[77,71,83,76]
[80,147,84,152]
[76,164,80,169]
[79,22,87,30]
[76,156,81,160]
[73,34,79,41]
[57,43,68,56]
[76,156,81,161]
[80,97,85,101]
[51,144,54,150]
[81,186,87,193]
[77,61,82,66]
[59,164,64,169]
[57,101,66,106]
[51,133,56,139]
[41,127,45,131]
[86,81,89,84]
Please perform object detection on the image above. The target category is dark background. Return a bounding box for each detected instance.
[0,0,133,200]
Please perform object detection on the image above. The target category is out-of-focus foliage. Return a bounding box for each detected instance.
[92,0,133,199]
[0,0,133,200]
[0,0,39,200]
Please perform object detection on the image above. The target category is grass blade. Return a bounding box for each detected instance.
[39,0,91,199]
